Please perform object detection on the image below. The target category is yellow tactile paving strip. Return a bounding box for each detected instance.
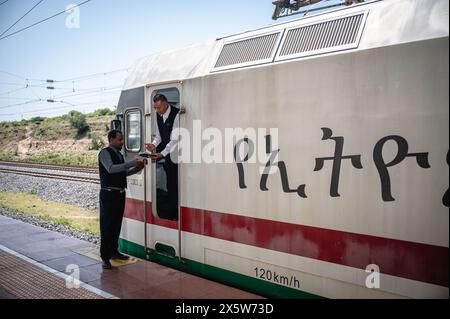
[71,246,138,267]
[0,251,103,299]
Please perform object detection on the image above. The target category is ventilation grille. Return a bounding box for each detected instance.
[277,13,365,59]
[211,11,368,72]
[213,32,281,70]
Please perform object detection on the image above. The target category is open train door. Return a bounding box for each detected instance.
[144,81,184,263]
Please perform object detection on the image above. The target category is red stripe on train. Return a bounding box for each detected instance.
[124,198,448,288]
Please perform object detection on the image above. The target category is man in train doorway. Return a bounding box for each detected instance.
[98,130,145,269]
[145,93,180,221]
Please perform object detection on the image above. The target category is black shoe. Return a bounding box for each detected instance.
[111,253,130,261]
[102,260,112,269]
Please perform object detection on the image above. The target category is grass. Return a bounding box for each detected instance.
[0,151,99,167]
[0,152,13,161]
[27,151,99,167]
[31,120,73,140]
[0,121,27,141]
[0,147,18,161]
[0,191,99,235]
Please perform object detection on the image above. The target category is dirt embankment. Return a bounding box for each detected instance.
[0,115,114,166]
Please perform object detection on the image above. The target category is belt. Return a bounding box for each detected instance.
[101,187,126,193]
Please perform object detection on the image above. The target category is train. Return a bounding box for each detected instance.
[111,0,449,298]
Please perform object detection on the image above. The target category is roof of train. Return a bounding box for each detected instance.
[123,0,449,90]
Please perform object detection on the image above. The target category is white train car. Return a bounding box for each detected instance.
[113,0,449,298]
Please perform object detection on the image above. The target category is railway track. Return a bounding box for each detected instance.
[0,161,99,184]
[0,161,97,174]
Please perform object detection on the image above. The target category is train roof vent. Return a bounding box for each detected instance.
[275,11,368,62]
[212,31,283,72]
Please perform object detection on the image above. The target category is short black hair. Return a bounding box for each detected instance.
[108,129,123,142]
[153,94,168,103]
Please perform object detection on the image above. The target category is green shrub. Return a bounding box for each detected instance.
[88,132,105,150]
[31,120,67,140]
[93,108,115,117]
[68,111,90,139]
[12,145,18,156]
[0,121,27,140]
[0,152,12,161]
[0,145,19,160]
[30,116,46,123]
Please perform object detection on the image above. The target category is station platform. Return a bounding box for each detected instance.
[0,215,263,299]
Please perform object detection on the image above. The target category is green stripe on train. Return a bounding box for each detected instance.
[119,238,322,299]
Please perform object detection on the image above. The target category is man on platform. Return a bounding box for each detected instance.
[98,130,145,269]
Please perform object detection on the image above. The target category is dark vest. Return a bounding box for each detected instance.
[156,106,179,154]
[99,147,127,189]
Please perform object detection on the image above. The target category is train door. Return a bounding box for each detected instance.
[145,82,183,262]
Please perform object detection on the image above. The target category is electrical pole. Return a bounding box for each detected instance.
[272,0,364,20]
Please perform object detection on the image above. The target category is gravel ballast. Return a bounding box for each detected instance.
[0,172,100,210]
[0,172,101,244]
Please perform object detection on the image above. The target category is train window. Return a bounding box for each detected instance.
[125,110,141,152]
[151,88,180,109]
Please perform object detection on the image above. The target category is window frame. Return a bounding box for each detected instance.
[149,86,181,221]
[124,108,142,153]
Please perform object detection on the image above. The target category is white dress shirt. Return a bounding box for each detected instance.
[151,105,180,158]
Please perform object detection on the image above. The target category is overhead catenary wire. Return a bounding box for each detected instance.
[0,96,31,101]
[0,80,122,97]
[1,69,126,96]
[57,90,121,103]
[0,67,125,116]
[0,82,31,86]
[0,70,46,82]
[0,84,121,108]
[0,88,120,109]
[0,67,127,87]
[28,86,43,100]
[0,99,42,110]
[0,0,45,38]
[55,68,128,83]
[0,0,93,41]
[52,85,122,99]
[0,83,50,90]
[0,98,118,117]
[0,86,28,96]
[45,84,121,91]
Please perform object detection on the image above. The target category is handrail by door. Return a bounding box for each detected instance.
[143,112,151,259]
[177,106,186,264]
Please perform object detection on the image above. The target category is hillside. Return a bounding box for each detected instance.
[0,109,116,167]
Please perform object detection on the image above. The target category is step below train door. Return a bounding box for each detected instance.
[145,82,184,263]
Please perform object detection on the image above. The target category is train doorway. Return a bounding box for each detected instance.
[145,82,183,261]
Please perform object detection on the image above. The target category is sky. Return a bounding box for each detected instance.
[0,0,342,121]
